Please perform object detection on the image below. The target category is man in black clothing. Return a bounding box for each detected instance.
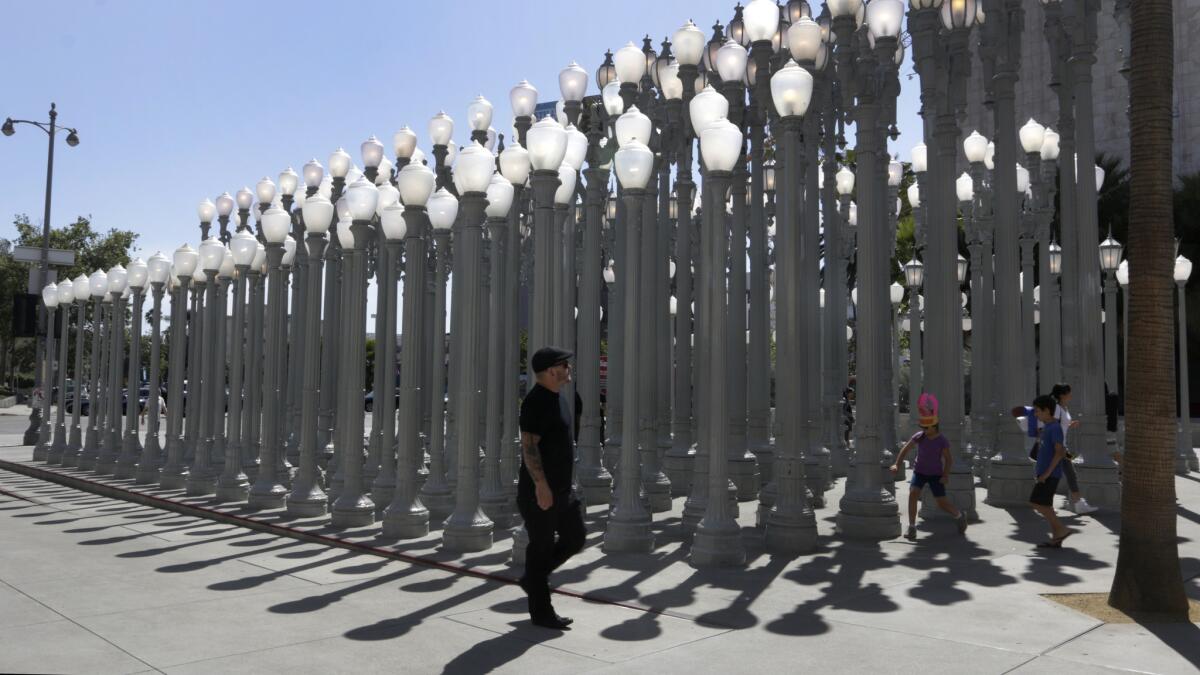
[517,346,586,630]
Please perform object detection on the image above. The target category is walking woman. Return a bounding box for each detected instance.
[1049,383,1098,514]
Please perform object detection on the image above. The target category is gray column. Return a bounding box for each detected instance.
[443,191,493,551]
[727,155,758,500]
[804,107,830,501]
[419,231,454,518]
[576,166,612,502]
[602,186,654,553]
[1177,279,1194,473]
[287,231,330,516]
[639,170,672,512]
[98,291,125,475]
[1037,160,1061,392]
[216,263,251,502]
[64,296,87,465]
[35,303,57,462]
[211,274,230,477]
[185,271,217,496]
[48,290,71,464]
[385,207,432,537]
[115,283,145,478]
[160,278,191,488]
[666,145,697,492]
[137,282,166,479]
[285,209,307,467]
[242,270,264,479]
[182,282,203,470]
[747,116,771,475]
[248,244,289,508]
[480,213,513,526]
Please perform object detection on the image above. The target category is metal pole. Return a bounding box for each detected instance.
[287,233,330,516]
[370,237,400,509]
[1177,280,1194,473]
[98,291,125,475]
[34,303,56,459]
[419,230,454,518]
[64,295,87,465]
[136,282,166,483]
[25,104,58,446]
[215,265,250,502]
[115,284,145,477]
[48,289,70,464]
[248,242,289,510]
[185,272,217,496]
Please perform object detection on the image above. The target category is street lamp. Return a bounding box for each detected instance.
[4,103,82,447]
[62,273,91,465]
[46,279,75,464]
[1175,255,1195,473]
[1099,231,1123,398]
[159,246,197,488]
[134,252,170,483]
[114,258,148,479]
[36,282,61,463]
[96,264,127,475]
[78,269,108,470]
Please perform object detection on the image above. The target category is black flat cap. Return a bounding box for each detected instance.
[531,346,573,373]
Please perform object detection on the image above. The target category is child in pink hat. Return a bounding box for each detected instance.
[890,393,969,540]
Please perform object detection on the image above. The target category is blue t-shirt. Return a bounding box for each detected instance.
[1036,419,1065,478]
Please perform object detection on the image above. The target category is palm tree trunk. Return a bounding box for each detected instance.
[1108,0,1188,617]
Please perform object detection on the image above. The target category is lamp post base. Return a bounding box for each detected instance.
[246,485,287,511]
[479,493,515,529]
[984,459,1035,507]
[330,494,376,529]
[441,512,493,552]
[830,442,850,478]
[691,521,746,567]
[213,474,250,503]
[640,468,672,512]
[381,504,430,540]
[158,468,188,490]
[1076,462,1121,509]
[836,484,901,540]
[752,446,775,486]
[727,454,760,501]
[663,444,694,496]
[184,472,216,497]
[765,509,818,555]
[804,456,827,509]
[601,515,654,553]
[285,486,329,518]
[134,463,160,485]
[418,484,455,520]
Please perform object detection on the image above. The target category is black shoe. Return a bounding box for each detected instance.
[530,613,573,630]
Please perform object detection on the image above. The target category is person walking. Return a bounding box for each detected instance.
[1048,383,1098,514]
[1029,394,1072,547]
[516,346,585,630]
[890,393,968,540]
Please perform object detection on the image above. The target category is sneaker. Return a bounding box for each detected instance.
[1074,499,1099,515]
[956,513,968,534]
[905,525,917,541]
[1062,498,1077,513]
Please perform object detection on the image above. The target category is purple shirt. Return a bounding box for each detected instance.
[911,431,949,475]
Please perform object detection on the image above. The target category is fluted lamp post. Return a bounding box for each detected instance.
[159,247,197,488]
[97,264,127,475]
[115,258,149,478]
[1099,232,1123,399]
[1174,255,1195,473]
[47,279,73,464]
[184,239,223,495]
[34,282,58,461]
[212,231,256,501]
[247,208,294,509]
[480,173,517,527]
[904,257,925,432]
[442,144,495,551]
[134,253,171,483]
[603,136,656,554]
[78,270,107,470]
[383,161,439,537]
[63,273,90,465]
[329,178,379,526]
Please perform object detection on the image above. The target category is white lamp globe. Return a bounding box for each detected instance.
[602,80,625,116]
[42,283,58,308]
[888,159,904,187]
[673,20,706,66]
[836,165,856,195]
[660,61,684,100]
[787,16,823,62]
[716,40,748,83]
[429,111,454,146]
[1095,165,1106,192]
[963,130,988,163]
[486,174,515,217]
[251,242,266,270]
[984,141,995,170]
[867,0,905,38]
[1016,164,1030,193]
[1041,129,1061,161]
[745,0,782,41]
[56,280,73,305]
[361,134,385,168]
[280,236,296,266]
[499,144,531,185]
[89,270,108,297]
[1019,118,1046,155]
[770,59,815,117]
[261,207,292,243]
[1175,255,1193,282]
[344,176,380,221]
[236,187,254,210]
[215,192,235,217]
[397,162,436,207]
[700,117,743,172]
[199,237,225,271]
[956,172,974,202]
[197,199,217,223]
[230,230,258,267]
[554,163,578,204]
[613,139,655,190]
[278,167,299,196]
[849,201,858,225]
[376,182,400,216]
[527,116,568,171]
[107,264,128,293]
[127,258,149,288]
[689,85,729,135]
[72,273,90,301]
[615,106,653,147]
[1116,259,1129,286]
[392,126,418,160]
[912,143,929,172]
[381,204,407,240]
[301,195,334,235]
[908,182,921,208]
[328,148,352,179]
[454,145,495,194]
[510,80,539,117]
[303,160,325,189]
[559,62,589,102]
[828,0,864,18]
[172,244,198,279]
[614,42,647,83]
[563,125,588,171]
[411,147,426,166]
[467,95,494,132]
[428,188,459,231]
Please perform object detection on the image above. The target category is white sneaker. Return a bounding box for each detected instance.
[1062,498,1077,513]
[1074,499,1099,515]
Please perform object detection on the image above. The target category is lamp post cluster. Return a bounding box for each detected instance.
[29,0,1156,567]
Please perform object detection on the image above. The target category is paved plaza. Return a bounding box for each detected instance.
[0,411,1197,674]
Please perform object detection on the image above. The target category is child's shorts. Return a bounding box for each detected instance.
[910,472,946,497]
[1029,476,1060,506]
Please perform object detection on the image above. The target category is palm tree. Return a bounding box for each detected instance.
[1108,0,1189,617]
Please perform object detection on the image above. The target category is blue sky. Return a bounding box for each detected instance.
[1,0,922,326]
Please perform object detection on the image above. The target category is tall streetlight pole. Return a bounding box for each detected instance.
[1099,233,1124,404]
[115,259,149,478]
[159,248,198,488]
[214,231,255,502]
[78,271,106,470]
[63,273,91,466]
[35,284,59,460]
[97,265,128,475]
[135,254,171,483]
[47,279,74,464]
[2,104,80,447]
[1174,256,1195,473]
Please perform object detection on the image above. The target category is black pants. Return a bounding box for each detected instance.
[517,495,585,617]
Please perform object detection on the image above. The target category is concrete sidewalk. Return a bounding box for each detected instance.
[1,438,1198,674]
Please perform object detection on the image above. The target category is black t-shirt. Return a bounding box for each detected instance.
[518,384,575,499]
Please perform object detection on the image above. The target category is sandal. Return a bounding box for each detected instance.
[1036,540,1062,549]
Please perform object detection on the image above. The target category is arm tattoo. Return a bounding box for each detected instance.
[521,432,548,486]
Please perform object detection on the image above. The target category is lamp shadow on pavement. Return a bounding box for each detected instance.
[342,580,501,641]
[437,623,555,675]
